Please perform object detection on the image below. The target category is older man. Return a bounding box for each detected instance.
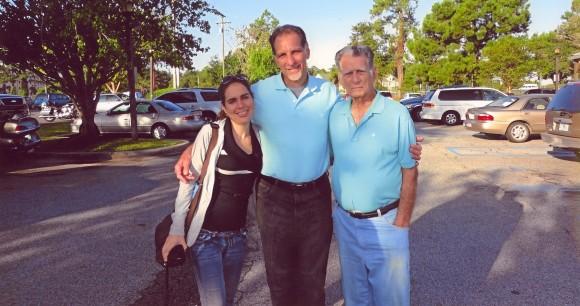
[175,26,422,306]
[330,45,418,306]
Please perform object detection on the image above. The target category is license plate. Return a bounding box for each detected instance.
[558,123,570,132]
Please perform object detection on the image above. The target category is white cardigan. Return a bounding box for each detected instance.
[169,119,260,246]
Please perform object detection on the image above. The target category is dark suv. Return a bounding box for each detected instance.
[31,93,71,110]
[541,81,580,158]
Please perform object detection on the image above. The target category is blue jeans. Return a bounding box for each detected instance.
[333,206,410,306]
[190,228,247,306]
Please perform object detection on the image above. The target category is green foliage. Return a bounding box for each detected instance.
[557,0,580,49]
[418,0,530,84]
[236,10,279,81]
[0,0,218,138]
[480,36,530,92]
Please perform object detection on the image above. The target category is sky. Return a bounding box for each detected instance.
[190,0,572,70]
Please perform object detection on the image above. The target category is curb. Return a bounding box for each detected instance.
[30,140,191,161]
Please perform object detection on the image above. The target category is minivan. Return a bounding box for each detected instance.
[420,87,507,125]
[541,81,580,158]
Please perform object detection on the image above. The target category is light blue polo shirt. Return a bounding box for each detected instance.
[251,74,339,183]
[329,92,417,212]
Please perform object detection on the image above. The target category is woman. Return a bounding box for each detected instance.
[162,75,261,306]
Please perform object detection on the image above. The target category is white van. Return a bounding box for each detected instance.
[420,87,507,125]
[518,83,538,91]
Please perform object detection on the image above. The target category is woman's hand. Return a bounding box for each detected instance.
[162,235,187,262]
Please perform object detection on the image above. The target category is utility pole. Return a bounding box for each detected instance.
[217,16,230,78]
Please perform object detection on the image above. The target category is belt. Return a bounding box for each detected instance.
[260,173,326,190]
[343,200,400,219]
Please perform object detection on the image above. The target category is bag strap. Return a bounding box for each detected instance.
[184,123,219,232]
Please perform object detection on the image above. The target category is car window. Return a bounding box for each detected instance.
[136,103,152,114]
[482,90,504,101]
[423,90,435,101]
[525,98,549,110]
[155,100,184,111]
[110,103,130,114]
[438,89,482,101]
[158,92,196,103]
[547,84,580,112]
[487,96,518,107]
[200,91,219,101]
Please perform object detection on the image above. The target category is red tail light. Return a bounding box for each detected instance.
[477,114,494,121]
[423,102,435,108]
[15,125,25,132]
[182,115,194,120]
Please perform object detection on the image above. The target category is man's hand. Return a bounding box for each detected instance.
[162,234,187,262]
[174,144,195,183]
[410,136,424,161]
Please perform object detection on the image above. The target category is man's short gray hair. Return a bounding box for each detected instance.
[335,45,374,71]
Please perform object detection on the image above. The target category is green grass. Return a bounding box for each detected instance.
[90,138,182,152]
[37,122,71,140]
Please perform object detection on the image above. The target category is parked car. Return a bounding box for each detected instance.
[31,93,71,110]
[155,88,221,121]
[379,91,393,98]
[518,83,538,91]
[0,94,41,152]
[96,93,127,112]
[402,92,422,99]
[541,81,580,158]
[524,88,556,94]
[71,99,205,139]
[399,96,423,121]
[420,86,507,125]
[464,94,553,142]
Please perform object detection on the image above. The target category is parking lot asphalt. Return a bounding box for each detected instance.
[0,121,578,306]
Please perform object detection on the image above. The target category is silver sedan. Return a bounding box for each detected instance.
[71,100,205,139]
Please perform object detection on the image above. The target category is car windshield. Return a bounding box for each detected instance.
[154,100,184,111]
[487,96,519,107]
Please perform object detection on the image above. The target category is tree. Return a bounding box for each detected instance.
[557,0,580,49]
[0,0,218,138]
[421,0,530,84]
[480,36,530,92]
[370,0,417,98]
[350,21,393,86]
[236,10,279,82]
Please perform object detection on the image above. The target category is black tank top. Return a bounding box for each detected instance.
[202,119,262,231]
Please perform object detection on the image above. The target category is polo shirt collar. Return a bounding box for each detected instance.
[340,91,385,116]
[273,73,321,93]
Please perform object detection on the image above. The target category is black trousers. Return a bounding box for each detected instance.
[256,175,333,306]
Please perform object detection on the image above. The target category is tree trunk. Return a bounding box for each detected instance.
[396,9,405,100]
[73,89,100,140]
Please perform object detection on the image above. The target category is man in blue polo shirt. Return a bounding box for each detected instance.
[330,45,418,306]
[175,25,422,306]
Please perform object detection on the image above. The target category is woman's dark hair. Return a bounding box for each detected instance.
[217,75,253,119]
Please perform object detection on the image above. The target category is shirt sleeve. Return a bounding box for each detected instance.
[169,124,212,235]
[398,109,417,169]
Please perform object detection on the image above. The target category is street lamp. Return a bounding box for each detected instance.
[554,48,561,91]
[121,1,138,140]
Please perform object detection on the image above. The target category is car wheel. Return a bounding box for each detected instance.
[442,111,460,126]
[506,122,530,143]
[201,112,217,122]
[43,116,56,122]
[152,124,169,139]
